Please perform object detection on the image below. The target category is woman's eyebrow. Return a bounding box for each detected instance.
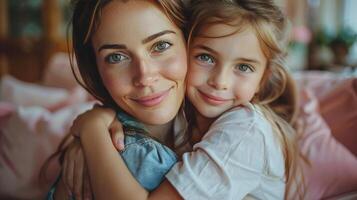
[97,30,176,52]
[142,30,176,44]
[98,44,127,52]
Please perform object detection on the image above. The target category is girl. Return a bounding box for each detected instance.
[65,0,302,199]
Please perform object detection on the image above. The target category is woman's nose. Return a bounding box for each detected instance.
[133,58,159,87]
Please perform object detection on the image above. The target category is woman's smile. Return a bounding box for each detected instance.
[130,87,173,107]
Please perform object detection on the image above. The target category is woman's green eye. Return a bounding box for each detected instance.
[153,41,172,52]
[105,53,128,64]
[196,54,215,65]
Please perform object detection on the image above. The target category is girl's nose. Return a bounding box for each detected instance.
[207,67,229,90]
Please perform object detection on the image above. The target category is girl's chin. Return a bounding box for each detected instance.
[195,107,224,119]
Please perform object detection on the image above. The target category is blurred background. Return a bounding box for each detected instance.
[0,1,357,199]
[0,0,357,83]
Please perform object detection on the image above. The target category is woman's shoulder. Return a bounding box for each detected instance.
[121,132,178,191]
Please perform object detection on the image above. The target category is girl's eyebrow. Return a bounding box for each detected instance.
[194,44,262,65]
[97,30,176,53]
[193,44,219,56]
[234,57,261,65]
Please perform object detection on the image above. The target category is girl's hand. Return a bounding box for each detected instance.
[108,117,125,151]
[62,139,93,200]
[70,105,115,137]
[70,105,125,150]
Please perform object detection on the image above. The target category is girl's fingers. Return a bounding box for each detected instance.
[73,148,85,200]
[63,145,74,196]
[110,120,125,151]
[70,117,81,138]
[83,166,93,200]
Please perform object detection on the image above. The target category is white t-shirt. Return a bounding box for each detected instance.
[166,103,286,200]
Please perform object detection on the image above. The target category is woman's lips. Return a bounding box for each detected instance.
[198,90,230,105]
[132,88,171,107]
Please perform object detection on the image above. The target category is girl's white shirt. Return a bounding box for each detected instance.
[167,103,285,200]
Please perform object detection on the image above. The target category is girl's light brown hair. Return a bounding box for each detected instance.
[186,0,304,198]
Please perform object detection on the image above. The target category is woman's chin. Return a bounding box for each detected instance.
[138,111,177,125]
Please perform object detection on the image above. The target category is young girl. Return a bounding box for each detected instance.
[64,0,302,199]
[165,0,301,198]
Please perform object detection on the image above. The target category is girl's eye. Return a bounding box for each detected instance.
[196,54,215,65]
[235,64,254,73]
[153,41,172,52]
[105,53,129,64]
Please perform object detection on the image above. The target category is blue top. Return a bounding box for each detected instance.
[46,108,178,199]
[118,108,177,191]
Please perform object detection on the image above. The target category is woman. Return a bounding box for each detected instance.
[48,0,189,199]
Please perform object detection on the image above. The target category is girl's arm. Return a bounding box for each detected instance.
[76,107,182,200]
[76,107,267,199]
[53,178,71,199]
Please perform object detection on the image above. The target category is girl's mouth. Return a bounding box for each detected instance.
[198,90,230,106]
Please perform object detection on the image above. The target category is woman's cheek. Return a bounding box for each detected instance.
[162,55,188,81]
[100,69,131,96]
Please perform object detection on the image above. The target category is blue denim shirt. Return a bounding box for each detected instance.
[47,109,177,199]
[122,130,177,191]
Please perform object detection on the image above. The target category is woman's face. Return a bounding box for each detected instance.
[92,0,187,125]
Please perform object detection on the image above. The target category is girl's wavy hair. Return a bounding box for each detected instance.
[184,0,306,199]
[41,0,187,184]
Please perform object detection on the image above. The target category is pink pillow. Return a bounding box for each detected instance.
[296,88,357,199]
[0,102,94,199]
[0,75,69,108]
[319,78,357,156]
[293,71,346,99]
[0,75,90,112]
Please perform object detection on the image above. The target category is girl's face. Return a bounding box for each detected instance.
[92,0,187,125]
[187,23,267,118]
